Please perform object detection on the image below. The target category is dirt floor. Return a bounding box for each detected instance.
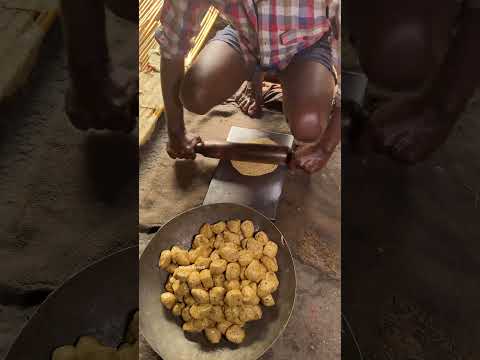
[342,27,480,359]
[342,93,480,359]
[139,98,342,359]
[0,14,138,358]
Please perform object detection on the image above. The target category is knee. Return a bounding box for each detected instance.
[180,70,213,115]
[290,111,328,143]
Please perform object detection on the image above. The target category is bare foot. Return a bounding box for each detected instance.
[235,72,264,118]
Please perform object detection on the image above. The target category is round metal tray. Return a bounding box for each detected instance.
[5,246,138,360]
[140,203,296,360]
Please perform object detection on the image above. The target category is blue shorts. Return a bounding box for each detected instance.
[209,25,335,79]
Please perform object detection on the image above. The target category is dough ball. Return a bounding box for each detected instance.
[193,318,215,331]
[240,220,255,238]
[200,224,214,239]
[238,249,254,267]
[224,306,241,324]
[209,286,226,305]
[212,221,226,234]
[224,231,241,245]
[158,250,171,269]
[182,306,193,322]
[197,245,213,258]
[239,266,246,280]
[191,288,210,304]
[213,273,226,287]
[227,219,241,234]
[226,325,246,344]
[224,289,243,307]
[210,259,227,275]
[172,302,185,316]
[218,245,239,263]
[226,262,241,281]
[224,279,240,291]
[52,346,77,360]
[205,327,222,344]
[217,321,233,335]
[77,336,115,358]
[165,263,178,274]
[195,256,211,270]
[261,294,276,306]
[255,231,269,245]
[199,269,214,289]
[183,321,201,333]
[172,249,190,266]
[210,249,221,261]
[172,281,189,299]
[160,292,176,310]
[188,248,200,263]
[242,285,260,305]
[257,272,279,297]
[260,255,278,272]
[252,304,263,320]
[187,271,202,289]
[209,304,225,322]
[241,280,251,288]
[246,238,264,259]
[190,304,212,319]
[245,260,267,283]
[193,235,210,249]
[173,265,195,281]
[263,241,278,258]
[184,294,195,306]
[213,235,224,249]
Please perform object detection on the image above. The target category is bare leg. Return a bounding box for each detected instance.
[60,0,137,132]
[280,59,337,173]
[180,41,256,115]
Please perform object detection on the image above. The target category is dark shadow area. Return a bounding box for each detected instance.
[85,132,138,203]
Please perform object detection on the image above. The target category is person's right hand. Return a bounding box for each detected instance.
[167,134,203,160]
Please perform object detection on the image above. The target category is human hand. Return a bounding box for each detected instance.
[167,133,203,160]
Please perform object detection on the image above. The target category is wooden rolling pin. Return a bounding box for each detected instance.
[195,140,292,164]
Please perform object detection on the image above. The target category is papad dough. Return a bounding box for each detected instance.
[231,138,279,176]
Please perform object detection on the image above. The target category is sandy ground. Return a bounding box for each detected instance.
[139,104,341,359]
[0,14,138,358]
[342,22,480,359]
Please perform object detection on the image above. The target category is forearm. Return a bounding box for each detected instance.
[428,8,480,119]
[160,56,186,140]
[60,0,109,94]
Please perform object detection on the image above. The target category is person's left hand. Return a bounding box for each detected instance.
[368,96,455,163]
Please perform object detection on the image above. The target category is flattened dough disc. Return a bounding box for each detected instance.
[231,138,279,176]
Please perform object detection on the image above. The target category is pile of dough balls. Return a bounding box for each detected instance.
[158,219,280,344]
[52,311,138,360]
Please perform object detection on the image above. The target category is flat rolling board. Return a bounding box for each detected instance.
[203,126,294,220]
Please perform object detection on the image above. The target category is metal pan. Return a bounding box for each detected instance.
[5,246,138,360]
[140,203,296,360]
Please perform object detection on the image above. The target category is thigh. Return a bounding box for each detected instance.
[181,40,255,112]
[280,59,335,142]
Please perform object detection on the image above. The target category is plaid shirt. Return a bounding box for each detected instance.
[156,0,339,71]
